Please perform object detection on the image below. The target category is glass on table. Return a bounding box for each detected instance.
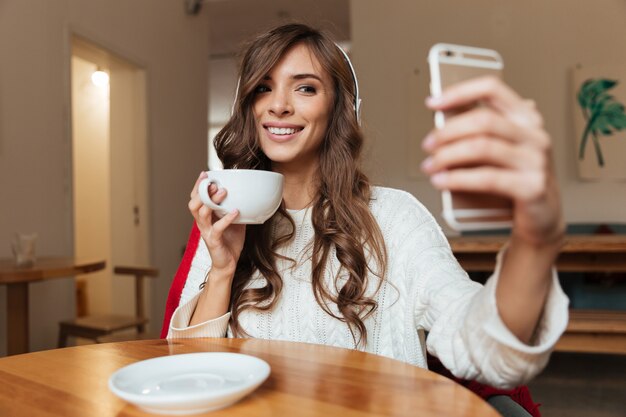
[11,232,38,267]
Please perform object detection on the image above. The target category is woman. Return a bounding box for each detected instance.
[165,23,568,394]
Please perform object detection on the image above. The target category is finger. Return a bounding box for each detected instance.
[424,112,552,154]
[421,136,541,173]
[427,77,545,130]
[423,107,525,151]
[190,171,208,198]
[431,168,547,201]
[191,188,229,226]
[188,194,204,216]
[210,209,241,241]
[195,181,219,201]
[211,188,228,205]
[510,98,544,128]
[195,203,214,227]
[426,75,523,114]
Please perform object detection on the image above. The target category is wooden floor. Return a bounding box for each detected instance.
[528,352,626,417]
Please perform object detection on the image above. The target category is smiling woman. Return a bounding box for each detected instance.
[164,24,568,416]
[204,24,387,345]
[253,43,334,180]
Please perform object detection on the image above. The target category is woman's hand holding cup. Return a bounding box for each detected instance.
[189,171,246,280]
[189,169,284,281]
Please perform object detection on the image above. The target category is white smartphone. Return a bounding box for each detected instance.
[427,43,513,232]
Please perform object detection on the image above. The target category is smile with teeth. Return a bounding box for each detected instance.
[267,126,303,135]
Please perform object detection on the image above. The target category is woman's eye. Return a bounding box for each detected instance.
[255,85,270,94]
[297,85,317,94]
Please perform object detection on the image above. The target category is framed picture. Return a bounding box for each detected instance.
[572,64,626,180]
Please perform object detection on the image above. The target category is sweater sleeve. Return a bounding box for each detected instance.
[166,230,232,339]
[167,291,231,339]
[457,251,568,387]
[394,196,568,388]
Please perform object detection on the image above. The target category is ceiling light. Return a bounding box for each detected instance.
[91,70,109,88]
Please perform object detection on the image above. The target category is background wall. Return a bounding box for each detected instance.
[2,0,625,355]
[0,0,209,354]
[351,0,626,232]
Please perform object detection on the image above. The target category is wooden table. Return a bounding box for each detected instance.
[0,257,105,355]
[0,338,500,417]
[448,234,626,355]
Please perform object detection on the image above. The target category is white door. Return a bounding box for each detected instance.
[72,36,150,319]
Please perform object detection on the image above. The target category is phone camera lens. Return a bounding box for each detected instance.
[445,50,454,57]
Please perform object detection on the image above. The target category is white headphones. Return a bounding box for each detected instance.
[335,43,362,125]
[231,43,362,125]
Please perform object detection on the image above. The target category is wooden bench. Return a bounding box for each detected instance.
[448,235,626,355]
[556,309,626,355]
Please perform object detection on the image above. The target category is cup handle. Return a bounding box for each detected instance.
[198,177,228,216]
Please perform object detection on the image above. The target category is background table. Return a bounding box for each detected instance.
[0,338,499,417]
[448,235,626,354]
[0,257,105,355]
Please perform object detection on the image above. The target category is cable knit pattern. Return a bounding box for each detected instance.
[167,186,569,388]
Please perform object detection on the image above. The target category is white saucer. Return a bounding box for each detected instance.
[109,352,271,415]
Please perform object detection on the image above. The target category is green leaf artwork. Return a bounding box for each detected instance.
[577,78,626,167]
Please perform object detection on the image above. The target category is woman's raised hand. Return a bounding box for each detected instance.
[189,172,246,278]
[421,76,565,247]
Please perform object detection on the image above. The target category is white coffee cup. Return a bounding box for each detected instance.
[198,169,284,224]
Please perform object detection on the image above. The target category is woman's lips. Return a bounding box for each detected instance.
[264,125,303,142]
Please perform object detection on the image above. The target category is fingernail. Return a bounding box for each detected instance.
[431,172,447,187]
[426,95,443,107]
[200,171,208,178]
[423,134,436,150]
[420,157,434,172]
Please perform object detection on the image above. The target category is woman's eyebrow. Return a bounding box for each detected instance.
[292,73,322,81]
[261,73,322,81]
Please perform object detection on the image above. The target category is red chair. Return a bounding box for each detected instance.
[161,223,202,338]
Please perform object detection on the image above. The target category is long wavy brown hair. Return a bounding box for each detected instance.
[213,23,387,348]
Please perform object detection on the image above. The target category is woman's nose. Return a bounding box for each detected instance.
[268,89,293,116]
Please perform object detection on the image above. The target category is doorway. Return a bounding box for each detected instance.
[71,36,150,321]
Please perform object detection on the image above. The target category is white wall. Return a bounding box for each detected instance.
[0,0,209,354]
[351,0,626,232]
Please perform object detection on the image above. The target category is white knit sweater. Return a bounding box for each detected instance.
[168,186,568,388]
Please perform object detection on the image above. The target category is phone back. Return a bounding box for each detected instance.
[428,44,513,231]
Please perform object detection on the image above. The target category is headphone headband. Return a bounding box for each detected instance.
[232,43,362,125]
[335,43,362,125]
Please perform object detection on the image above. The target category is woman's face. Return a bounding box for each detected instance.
[253,43,334,172]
